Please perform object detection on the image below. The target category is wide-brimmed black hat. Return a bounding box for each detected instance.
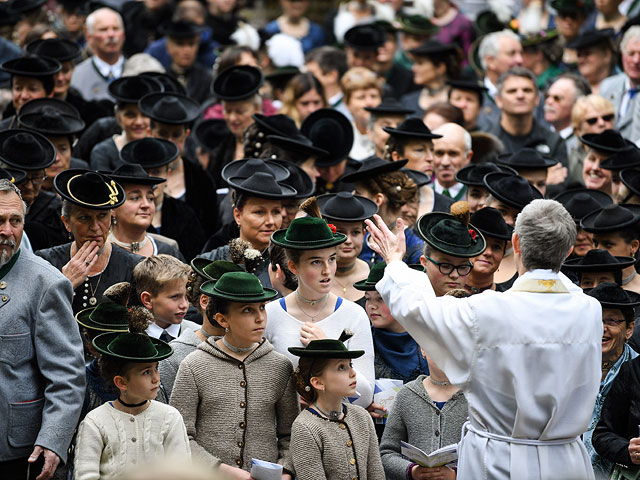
[586,282,640,309]
[162,20,205,38]
[18,97,80,118]
[193,118,230,150]
[106,163,166,186]
[120,137,179,169]
[0,129,56,170]
[275,160,315,198]
[93,331,173,361]
[408,39,457,57]
[581,204,640,232]
[417,203,486,258]
[109,76,163,104]
[191,258,243,281]
[620,168,640,197]
[227,171,297,199]
[550,0,594,13]
[0,167,26,185]
[0,55,61,79]
[364,98,414,116]
[318,192,379,223]
[446,70,488,95]
[211,65,263,101]
[267,133,329,158]
[253,114,329,158]
[253,113,297,137]
[455,162,516,186]
[340,156,407,183]
[265,66,300,88]
[566,28,615,50]
[288,333,364,359]
[271,216,347,250]
[343,24,385,50]
[18,107,85,136]
[353,261,423,291]
[199,271,278,302]
[580,130,633,153]
[300,109,353,167]
[403,168,431,187]
[470,207,513,241]
[138,92,200,125]
[473,10,512,36]
[76,303,131,332]
[398,14,439,36]
[483,172,543,210]
[600,145,640,171]
[563,249,635,273]
[222,158,290,183]
[554,188,613,222]
[26,38,81,62]
[497,148,557,169]
[54,169,126,210]
[383,118,442,140]
[8,0,46,14]
[140,71,187,95]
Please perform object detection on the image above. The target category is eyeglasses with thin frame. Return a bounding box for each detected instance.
[585,113,615,126]
[424,255,473,276]
[23,174,47,187]
[603,317,627,328]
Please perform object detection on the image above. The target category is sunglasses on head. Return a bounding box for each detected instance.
[585,113,615,125]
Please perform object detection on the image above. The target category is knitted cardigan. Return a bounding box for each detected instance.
[290,404,385,480]
[170,337,299,472]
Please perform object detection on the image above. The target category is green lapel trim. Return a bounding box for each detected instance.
[0,248,20,281]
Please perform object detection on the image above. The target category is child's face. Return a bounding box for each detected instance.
[149,279,189,327]
[120,361,161,402]
[315,358,357,398]
[289,247,337,297]
[217,302,267,346]
[364,291,397,330]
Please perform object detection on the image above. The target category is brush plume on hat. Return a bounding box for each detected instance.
[228,238,263,273]
[299,196,321,218]
[338,328,354,343]
[103,281,133,306]
[450,201,471,226]
[128,307,153,334]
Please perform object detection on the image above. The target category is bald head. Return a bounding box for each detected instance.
[432,123,473,189]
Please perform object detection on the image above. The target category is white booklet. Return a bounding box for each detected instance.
[373,378,404,424]
[400,441,458,468]
[250,458,283,480]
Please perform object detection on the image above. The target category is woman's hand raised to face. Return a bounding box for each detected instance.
[61,241,100,289]
[365,214,407,265]
[629,437,640,464]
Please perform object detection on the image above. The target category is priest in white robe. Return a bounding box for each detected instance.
[366,199,603,479]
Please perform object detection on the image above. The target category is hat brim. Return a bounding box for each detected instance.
[600,148,640,171]
[19,113,85,136]
[580,207,640,233]
[54,168,126,210]
[364,105,415,116]
[483,172,542,210]
[2,167,27,185]
[287,347,365,358]
[402,167,431,187]
[417,213,487,257]
[317,194,379,222]
[580,135,634,153]
[75,307,130,332]
[227,176,298,199]
[267,134,329,158]
[446,79,488,93]
[270,229,347,250]
[0,128,57,170]
[562,255,636,272]
[199,280,279,303]
[454,164,517,186]
[190,257,214,279]
[138,93,201,124]
[340,158,408,183]
[496,154,558,169]
[383,126,442,140]
[222,159,291,183]
[475,225,513,241]
[93,332,174,361]
[620,168,640,196]
[120,139,180,169]
[354,264,424,291]
[584,289,640,309]
[103,172,166,186]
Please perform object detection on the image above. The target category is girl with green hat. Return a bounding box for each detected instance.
[74,310,189,480]
[266,216,376,409]
[170,271,299,478]
[288,331,385,479]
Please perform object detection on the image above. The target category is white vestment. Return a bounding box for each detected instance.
[377,262,603,480]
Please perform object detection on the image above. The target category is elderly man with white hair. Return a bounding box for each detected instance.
[366,199,602,479]
[600,26,640,142]
[70,7,126,102]
[431,123,473,201]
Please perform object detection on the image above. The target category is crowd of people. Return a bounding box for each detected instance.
[4,0,640,479]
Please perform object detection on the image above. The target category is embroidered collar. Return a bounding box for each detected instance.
[0,248,20,281]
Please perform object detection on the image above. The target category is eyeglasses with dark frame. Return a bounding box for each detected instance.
[602,317,627,328]
[424,255,473,276]
[585,113,615,126]
[23,174,47,187]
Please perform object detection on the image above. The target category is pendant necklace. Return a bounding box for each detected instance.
[335,264,355,295]
[83,273,103,307]
[109,232,148,253]
[295,293,328,322]
[314,402,342,421]
[222,336,257,353]
[428,376,451,386]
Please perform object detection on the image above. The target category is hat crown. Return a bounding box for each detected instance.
[344,24,385,48]
[255,113,298,137]
[213,65,263,100]
[459,162,505,184]
[106,332,158,358]
[236,159,285,179]
[87,303,130,328]
[595,204,635,227]
[109,76,162,102]
[499,148,547,167]
[564,193,603,219]
[323,192,365,218]
[284,217,335,243]
[304,338,350,353]
[431,218,475,248]
[583,129,629,151]
[587,282,635,305]
[214,271,266,297]
[3,132,44,163]
[395,118,431,136]
[238,171,284,194]
[470,207,511,239]
[201,260,243,281]
[580,248,620,266]
[152,96,187,119]
[364,261,386,285]
[111,163,150,179]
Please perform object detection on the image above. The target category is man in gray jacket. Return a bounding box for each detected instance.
[0,180,85,479]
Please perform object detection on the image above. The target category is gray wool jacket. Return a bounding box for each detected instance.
[159,328,202,398]
[380,375,468,479]
[0,249,85,464]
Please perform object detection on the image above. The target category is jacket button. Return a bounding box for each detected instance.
[238,441,243,448]
[238,364,244,369]
[131,437,136,442]
[0,281,6,289]
[346,440,352,447]
[236,459,242,466]
[1,295,7,302]
[240,402,246,408]
[339,424,346,430]
[129,417,135,422]
[239,422,246,429]
[435,410,440,415]
[435,430,440,436]
[349,458,356,465]
[240,381,246,387]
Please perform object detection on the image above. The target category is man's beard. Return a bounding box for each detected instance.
[0,239,17,268]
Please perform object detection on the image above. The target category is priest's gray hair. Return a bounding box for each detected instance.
[0,180,27,216]
[514,199,576,273]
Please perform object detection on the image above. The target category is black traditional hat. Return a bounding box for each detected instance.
[54,169,126,210]
[417,202,486,257]
[550,0,594,13]
[620,168,640,197]
[227,171,297,199]
[600,145,640,171]
[446,70,488,97]
[580,130,634,153]
[586,282,640,309]
[120,138,179,169]
[8,0,46,14]
[473,10,512,35]
[139,71,187,95]
[199,271,278,302]
[318,192,379,223]
[398,15,439,36]
[288,330,364,359]
[364,98,414,116]
[455,162,516,186]
[0,129,56,170]
[253,113,297,137]
[76,303,131,332]
[271,216,347,250]
[300,109,353,167]
[193,119,230,150]
[109,76,164,104]
[106,164,165,186]
[497,148,558,169]
[0,167,26,185]
[93,330,173,361]
[161,20,205,38]
[26,38,81,62]
[265,66,300,88]
[267,133,329,158]
[353,261,423,291]
[402,168,431,187]
[554,188,613,222]
[275,160,315,198]
[563,249,636,273]
[343,24,386,50]
[0,1,18,25]
[18,97,80,118]
[138,92,200,125]
[566,28,615,50]
[211,65,263,101]
[483,172,543,210]
[253,114,328,157]
[18,107,85,136]
[0,55,61,79]
[470,207,513,241]
[408,39,457,57]
[383,118,442,140]
[580,204,640,232]
[222,158,290,183]
[191,258,243,281]
[340,156,407,183]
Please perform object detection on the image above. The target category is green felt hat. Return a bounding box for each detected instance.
[353,262,424,291]
[76,303,131,332]
[288,331,364,359]
[199,271,278,303]
[191,258,243,281]
[92,331,173,361]
[417,204,486,258]
[398,14,439,36]
[270,216,347,250]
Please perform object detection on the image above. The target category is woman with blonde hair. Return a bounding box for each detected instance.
[280,72,327,125]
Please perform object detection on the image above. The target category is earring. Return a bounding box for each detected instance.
[304,385,311,392]
[112,217,117,226]
[225,327,229,333]
[68,231,73,240]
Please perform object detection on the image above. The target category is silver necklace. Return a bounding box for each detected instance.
[295,289,328,305]
[109,232,148,253]
[222,336,257,353]
[313,402,342,421]
[622,270,637,285]
[428,376,451,386]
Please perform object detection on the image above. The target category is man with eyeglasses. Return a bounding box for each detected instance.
[551,0,596,64]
